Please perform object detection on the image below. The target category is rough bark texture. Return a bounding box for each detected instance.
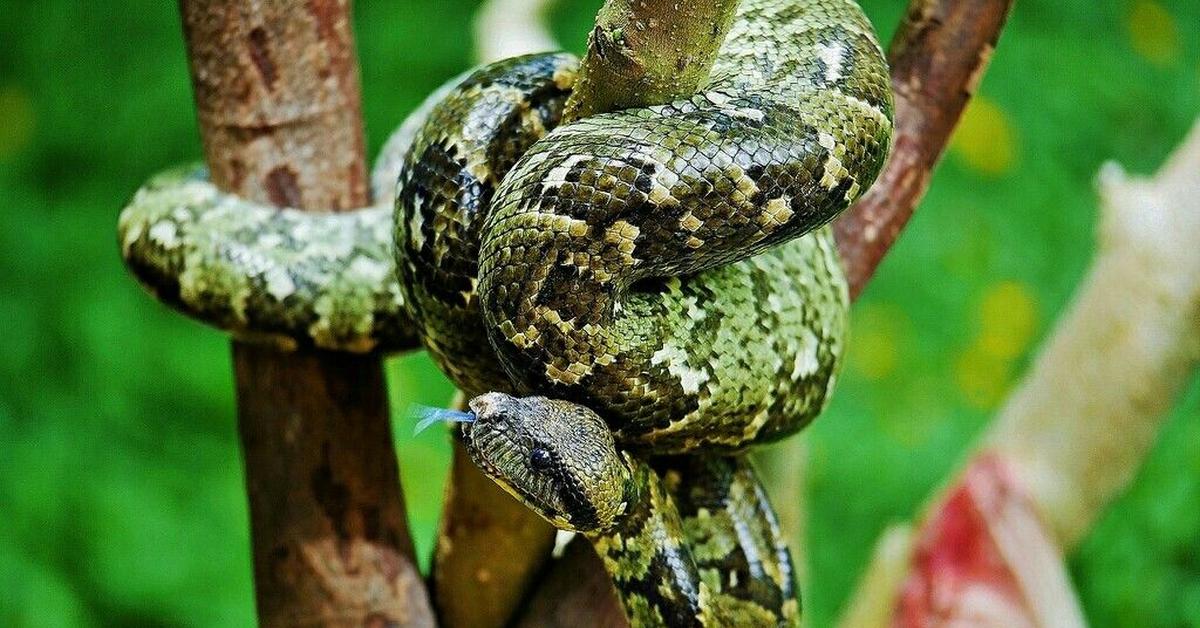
[834,0,1014,299]
[178,1,434,625]
[515,0,1015,624]
[561,0,740,122]
[234,348,434,627]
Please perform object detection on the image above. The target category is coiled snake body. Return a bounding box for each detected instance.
[119,0,891,625]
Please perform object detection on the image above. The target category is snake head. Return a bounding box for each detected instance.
[461,392,637,532]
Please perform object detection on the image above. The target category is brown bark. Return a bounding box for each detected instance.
[513,0,1014,625]
[177,1,434,625]
[513,536,627,628]
[834,0,1014,299]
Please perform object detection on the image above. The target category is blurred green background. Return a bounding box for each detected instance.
[1,0,1197,626]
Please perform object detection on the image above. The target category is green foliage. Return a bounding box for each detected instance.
[0,0,1196,626]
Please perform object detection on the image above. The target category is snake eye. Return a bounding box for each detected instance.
[529,447,554,472]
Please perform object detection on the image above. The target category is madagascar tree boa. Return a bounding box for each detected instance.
[119,0,892,624]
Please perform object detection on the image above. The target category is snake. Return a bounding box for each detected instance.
[118,0,892,625]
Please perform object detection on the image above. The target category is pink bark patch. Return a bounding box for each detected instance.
[894,454,1040,628]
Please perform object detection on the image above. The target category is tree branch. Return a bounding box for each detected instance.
[515,0,1015,624]
[985,120,1200,549]
[177,1,433,625]
[838,119,1200,626]
[561,0,740,122]
[834,0,1013,298]
[474,0,558,63]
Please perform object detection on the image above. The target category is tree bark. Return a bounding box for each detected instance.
[178,1,433,625]
[514,0,1015,624]
[561,0,740,122]
[834,0,1013,299]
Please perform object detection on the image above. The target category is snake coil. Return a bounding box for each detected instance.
[119,0,891,625]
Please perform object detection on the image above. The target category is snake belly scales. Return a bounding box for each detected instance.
[118,0,892,625]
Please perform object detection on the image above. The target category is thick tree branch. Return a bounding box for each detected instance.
[516,0,1015,624]
[985,120,1200,549]
[178,1,433,625]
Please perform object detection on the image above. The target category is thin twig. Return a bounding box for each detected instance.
[177,1,433,625]
[834,0,1014,298]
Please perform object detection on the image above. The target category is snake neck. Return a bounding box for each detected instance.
[587,455,800,627]
[587,457,705,627]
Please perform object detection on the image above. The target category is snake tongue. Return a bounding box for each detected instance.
[412,406,476,435]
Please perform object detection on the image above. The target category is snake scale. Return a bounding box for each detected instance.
[119,0,891,625]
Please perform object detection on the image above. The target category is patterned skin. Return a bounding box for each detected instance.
[463,393,799,626]
[117,0,892,625]
[476,0,891,451]
[118,168,415,353]
[404,0,890,623]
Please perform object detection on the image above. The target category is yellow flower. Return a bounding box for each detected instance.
[0,85,35,160]
[951,97,1016,176]
[1127,0,1180,66]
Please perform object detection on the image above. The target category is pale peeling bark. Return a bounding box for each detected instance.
[984,120,1200,550]
[837,120,1200,627]
[474,0,558,63]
